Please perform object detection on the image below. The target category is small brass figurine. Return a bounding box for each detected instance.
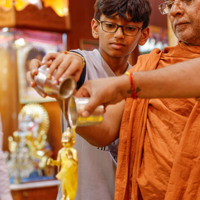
[47,127,78,200]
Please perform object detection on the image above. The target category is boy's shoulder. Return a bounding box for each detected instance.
[72,48,99,58]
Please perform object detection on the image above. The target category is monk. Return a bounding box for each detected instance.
[75,0,200,199]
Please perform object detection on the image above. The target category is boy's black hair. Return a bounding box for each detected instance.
[94,0,152,29]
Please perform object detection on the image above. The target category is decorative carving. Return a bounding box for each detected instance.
[0,3,70,32]
[0,7,15,27]
[15,4,71,32]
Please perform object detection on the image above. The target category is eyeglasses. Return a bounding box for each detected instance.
[158,0,193,15]
[97,20,142,36]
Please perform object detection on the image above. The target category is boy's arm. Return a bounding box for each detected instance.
[75,101,125,147]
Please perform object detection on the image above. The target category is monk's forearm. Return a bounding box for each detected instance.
[128,58,200,99]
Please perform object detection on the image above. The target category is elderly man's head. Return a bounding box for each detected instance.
[159,0,200,45]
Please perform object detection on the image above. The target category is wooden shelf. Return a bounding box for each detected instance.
[11,180,60,200]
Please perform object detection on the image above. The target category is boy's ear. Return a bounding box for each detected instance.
[91,18,99,39]
[138,27,150,46]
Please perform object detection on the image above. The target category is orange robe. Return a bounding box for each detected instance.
[115,42,200,200]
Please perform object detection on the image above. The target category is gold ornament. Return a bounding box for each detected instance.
[18,103,49,149]
[47,127,78,200]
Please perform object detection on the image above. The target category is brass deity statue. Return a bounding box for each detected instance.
[7,103,53,183]
[47,127,78,200]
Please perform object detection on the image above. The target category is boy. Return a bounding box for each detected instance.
[27,0,151,199]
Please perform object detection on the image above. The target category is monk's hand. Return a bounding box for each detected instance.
[75,76,128,117]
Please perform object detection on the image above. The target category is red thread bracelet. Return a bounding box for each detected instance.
[125,71,137,98]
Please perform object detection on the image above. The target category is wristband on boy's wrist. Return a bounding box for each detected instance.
[64,51,86,68]
[125,71,137,98]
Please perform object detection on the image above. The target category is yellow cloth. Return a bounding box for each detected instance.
[115,42,200,200]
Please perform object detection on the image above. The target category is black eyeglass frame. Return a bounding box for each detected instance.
[96,20,142,36]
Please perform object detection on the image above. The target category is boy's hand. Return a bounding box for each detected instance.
[43,52,84,85]
[26,58,48,97]
[26,51,85,98]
